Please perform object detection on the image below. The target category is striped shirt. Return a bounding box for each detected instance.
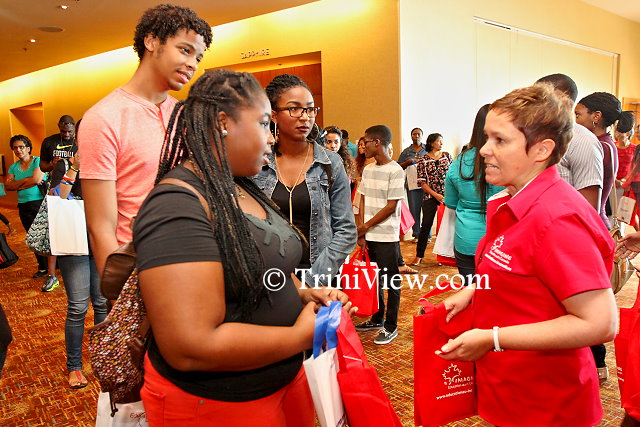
[557,123,603,191]
[361,161,405,242]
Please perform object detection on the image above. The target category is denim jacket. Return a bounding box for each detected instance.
[252,142,356,286]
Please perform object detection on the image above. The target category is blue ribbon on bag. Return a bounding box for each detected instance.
[312,301,343,358]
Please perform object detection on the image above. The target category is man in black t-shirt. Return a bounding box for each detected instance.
[40,115,76,173]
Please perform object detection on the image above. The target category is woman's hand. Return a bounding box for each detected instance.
[436,329,493,361]
[293,302,318,347]
[616,232,640,260]
[435,193,445,203]
[299,287,358,316]
[443,287,474,322]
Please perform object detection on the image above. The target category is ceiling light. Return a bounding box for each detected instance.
[29,39,36,43]
[59,5,68,9]
[38,26,64,33]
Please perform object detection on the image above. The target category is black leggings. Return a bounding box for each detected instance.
[416,198,440,258]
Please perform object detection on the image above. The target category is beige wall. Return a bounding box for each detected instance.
[0,0,401,201]
[3,0,639,193]
[205,0,401,147]
[400,0,640,154]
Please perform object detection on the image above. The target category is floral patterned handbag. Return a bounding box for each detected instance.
[24,194,51,256]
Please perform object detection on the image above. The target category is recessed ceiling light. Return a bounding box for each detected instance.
[29,39,36,43]
[59,4,68,9]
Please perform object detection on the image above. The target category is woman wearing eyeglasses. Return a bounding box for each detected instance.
[252,74,356,287]
[5,135,47,276]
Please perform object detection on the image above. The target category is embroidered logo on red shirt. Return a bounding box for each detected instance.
[485,235,513,271]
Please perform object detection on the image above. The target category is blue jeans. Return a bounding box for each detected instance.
[406,189,424,239]
[58,255,108,371]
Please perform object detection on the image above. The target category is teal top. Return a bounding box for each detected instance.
[8,157,44,204]
[443,148,503,255]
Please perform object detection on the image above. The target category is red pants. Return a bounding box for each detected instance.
[141,356,315,426]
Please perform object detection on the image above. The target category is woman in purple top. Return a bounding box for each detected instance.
[574,91,635,383]
[575,92,634,229]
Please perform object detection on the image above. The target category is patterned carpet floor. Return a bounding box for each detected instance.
[0,206,633,426]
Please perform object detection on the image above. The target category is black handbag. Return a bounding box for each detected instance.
[0,233,18,269]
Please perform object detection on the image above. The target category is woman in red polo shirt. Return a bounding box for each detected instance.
[437,83,617,427]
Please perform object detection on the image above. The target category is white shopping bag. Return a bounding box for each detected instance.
[47,195,89,255]
[303,302,347,427]
[352,182,362,215]
[406,164,419,190]
[432,206,455,258]
[95,392,148,427]
[618,195,636,224]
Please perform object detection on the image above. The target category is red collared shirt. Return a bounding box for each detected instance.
[473,165,613,427]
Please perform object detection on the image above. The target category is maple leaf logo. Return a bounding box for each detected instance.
[442,363,462,385]
[491,235,504,252]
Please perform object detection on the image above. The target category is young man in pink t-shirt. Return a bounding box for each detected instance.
[79,5,212,274]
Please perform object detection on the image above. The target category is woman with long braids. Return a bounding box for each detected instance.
[443,105,503,285]
[133,69,354,425]
[253,74,356,287]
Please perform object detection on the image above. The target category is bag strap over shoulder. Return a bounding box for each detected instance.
[100,176,212,302]
[159,177,212,221]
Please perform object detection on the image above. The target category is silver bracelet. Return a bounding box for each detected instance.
[493,326,505,352]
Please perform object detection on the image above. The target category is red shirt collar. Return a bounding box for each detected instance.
[498,165,561,221]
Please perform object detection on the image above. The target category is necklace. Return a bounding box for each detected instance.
[275,143,312,224]
[235,183,246,199]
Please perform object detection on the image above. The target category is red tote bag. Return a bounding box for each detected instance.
[435,203,457,267]
[336,309,403,427]
[340,248,379,317]
[414,289,477,426]
[615,282,640,420]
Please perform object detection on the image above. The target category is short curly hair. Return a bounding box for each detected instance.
[490,83,573,167]
[9,134,32,151]
[133,4,213,61]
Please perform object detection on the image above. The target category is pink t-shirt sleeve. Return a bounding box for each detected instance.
[536,215,613,301]
[78,108,119,181]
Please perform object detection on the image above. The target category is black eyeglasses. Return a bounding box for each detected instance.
[274,106,320,118]
[363,139,379,144]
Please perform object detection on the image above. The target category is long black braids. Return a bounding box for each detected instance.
[155,69,280,321]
